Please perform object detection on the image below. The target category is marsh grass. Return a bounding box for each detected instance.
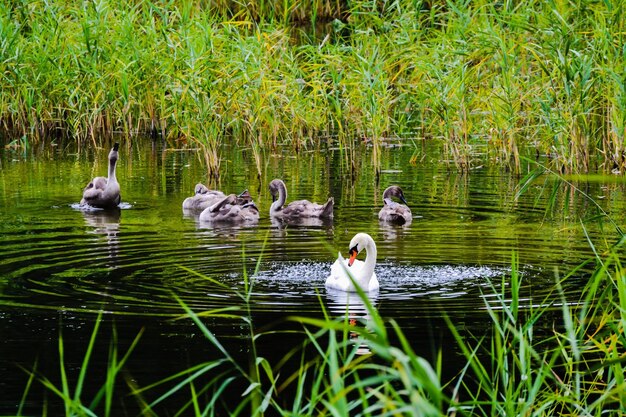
[466,249,626,415]
[2,1,626,173]
[19,312,144,417]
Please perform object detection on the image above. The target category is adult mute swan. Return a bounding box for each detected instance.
[80,143,121,209]
[269,179,334,220]
[378,185,412,225]
[326,233,379,292]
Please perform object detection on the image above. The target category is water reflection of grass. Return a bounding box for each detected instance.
[2,1,626,174]
[19,243,626,416]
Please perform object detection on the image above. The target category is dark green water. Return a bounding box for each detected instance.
[1,140,624,414]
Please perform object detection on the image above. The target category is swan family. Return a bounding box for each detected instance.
[80,143,414,292]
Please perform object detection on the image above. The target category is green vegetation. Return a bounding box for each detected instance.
[1,0,626,174]
[19,313,144,417]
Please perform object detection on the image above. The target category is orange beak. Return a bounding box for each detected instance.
[348,250,358,266]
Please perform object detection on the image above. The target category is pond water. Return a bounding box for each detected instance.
[1,139,624,414]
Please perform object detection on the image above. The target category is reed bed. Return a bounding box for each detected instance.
[2,0,626,174]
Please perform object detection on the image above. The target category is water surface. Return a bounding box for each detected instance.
[1,140,624,414]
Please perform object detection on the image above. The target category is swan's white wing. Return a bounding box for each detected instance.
[328,253,346,280]
[326,253,352,291]
[368,272,379,291]
[326,253,376,292]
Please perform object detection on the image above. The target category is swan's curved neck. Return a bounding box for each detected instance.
[108,156,117,182]
[108,152,117,182]
[355,239,377,288]
[363,242,377,274]
[271,181,287,212]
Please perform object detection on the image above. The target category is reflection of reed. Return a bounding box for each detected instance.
[325,288,379,355]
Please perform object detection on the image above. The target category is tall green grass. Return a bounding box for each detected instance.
[19,312,144,417]
[2,0,626,174]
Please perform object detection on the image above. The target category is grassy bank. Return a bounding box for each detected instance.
[1,0,626,174]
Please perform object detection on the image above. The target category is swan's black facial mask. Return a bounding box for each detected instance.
[348,244,359,266]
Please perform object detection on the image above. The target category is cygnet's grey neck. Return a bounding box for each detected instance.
[271,180,287,212]
[108,156,117,182]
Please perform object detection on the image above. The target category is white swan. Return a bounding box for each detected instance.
[325,233,379,292]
